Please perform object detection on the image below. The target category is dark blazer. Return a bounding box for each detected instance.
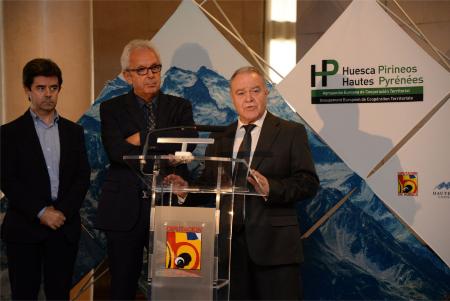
[95,91,196,231]
[203,112,319,266]
[1,110,91,243]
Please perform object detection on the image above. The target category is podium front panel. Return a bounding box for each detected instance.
[150,206,215,300]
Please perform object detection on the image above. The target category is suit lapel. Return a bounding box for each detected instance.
[222,122,238,157]
[124,92,146,131]
[216,122,237,175]
[251,112,280,170]
[155,93,168,129]
[22,111,51,188]
[58,118,69,187]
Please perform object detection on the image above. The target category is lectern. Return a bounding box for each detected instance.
[124,153,264,301]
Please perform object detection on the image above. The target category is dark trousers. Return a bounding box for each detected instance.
[6,231,78,300]
[230,229,302,300]
[105,200,150,300]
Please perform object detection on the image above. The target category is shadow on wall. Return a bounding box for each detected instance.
[171,43,213,72]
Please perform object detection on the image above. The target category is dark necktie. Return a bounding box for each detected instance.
[144,102,156,132]
[142,102,156,178]
[234,124,256,227]
[234,124,256,185]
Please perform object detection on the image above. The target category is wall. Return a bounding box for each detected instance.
[92,0,265,97]
[2,1,93,123]
[2,0,447,121]
[297,0,450,71]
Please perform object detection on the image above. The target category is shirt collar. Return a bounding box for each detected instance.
[29,108,59,125]
[134,91,159,109]
[237,110,267,130]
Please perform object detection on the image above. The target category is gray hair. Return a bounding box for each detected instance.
[120,39,161,71]
[230,66,265,82]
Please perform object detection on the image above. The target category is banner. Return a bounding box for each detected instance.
[277,0,450,267]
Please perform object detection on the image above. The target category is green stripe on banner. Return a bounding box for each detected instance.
[311,86,423,97]
[311,86,423,104]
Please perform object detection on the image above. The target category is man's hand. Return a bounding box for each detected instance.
[39,206,66,230]
[167,154,194,167]
[248,169,269,200]
[163,174,189,200]
[126,132,141,146]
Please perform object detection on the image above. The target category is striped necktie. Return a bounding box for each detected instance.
[144,102,156,131]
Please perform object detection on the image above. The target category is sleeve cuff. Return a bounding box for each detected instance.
[37,207,47,219]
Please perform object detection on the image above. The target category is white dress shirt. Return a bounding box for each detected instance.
[232,110,267,167]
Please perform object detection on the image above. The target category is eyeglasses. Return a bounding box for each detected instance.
[127,64,162,76]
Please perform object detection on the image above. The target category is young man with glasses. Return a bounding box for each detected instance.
[95,39,196,300]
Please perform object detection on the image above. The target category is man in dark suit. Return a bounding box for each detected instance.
[170,66,319,300]
[217,67,319,299]
[95,39,196,300]
[0,58,91,300]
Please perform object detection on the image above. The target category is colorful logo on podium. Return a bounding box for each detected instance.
[398,172,418,196]
[166,226,202,270]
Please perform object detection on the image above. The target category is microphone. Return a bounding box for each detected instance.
[193,124,227,133]
[140,124,226,167]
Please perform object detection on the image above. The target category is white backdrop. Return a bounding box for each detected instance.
[277,0,450,266]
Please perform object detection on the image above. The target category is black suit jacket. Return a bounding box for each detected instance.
[1,110,91,243]
[95,91,196,231]
[202,112,319,266]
